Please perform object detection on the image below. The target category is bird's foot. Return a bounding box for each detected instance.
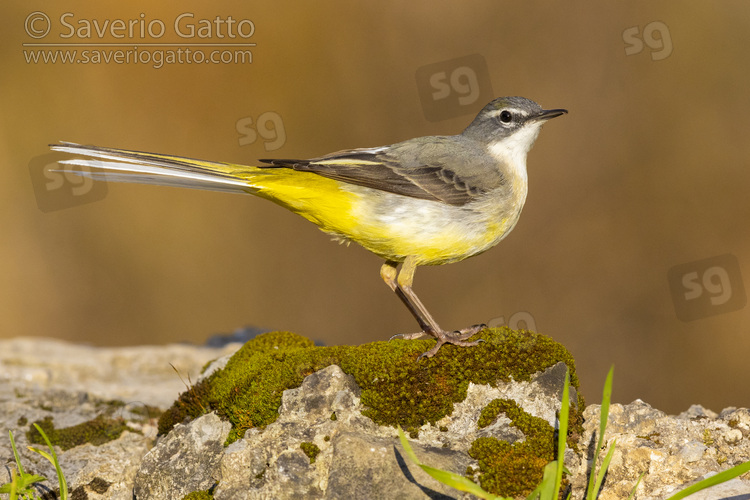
[390,324,487,359]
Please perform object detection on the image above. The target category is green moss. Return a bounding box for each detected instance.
[87,477,111,493]
[469,437,550,497]
[637,431,663,446]
[17,416,27,427]
[158,328,582,448]
[469,399,555,498]
[300,442,321,463]
[703,429,714,446]
[200,358,217,375]
[27,415,129,451]
[181,491,214,500]
[95,399,162,422]
[129,403,163,420]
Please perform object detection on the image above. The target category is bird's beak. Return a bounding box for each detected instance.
[533,108,568,121]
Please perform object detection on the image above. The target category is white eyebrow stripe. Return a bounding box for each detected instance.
[487,108,529,117]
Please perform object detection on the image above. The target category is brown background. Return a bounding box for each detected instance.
[2,1,749,414]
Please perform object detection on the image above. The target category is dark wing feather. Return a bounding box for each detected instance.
[259,137,504,206]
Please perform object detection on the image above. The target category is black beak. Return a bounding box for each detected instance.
[534,108,568,121]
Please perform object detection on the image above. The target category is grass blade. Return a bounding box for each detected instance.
[1,430,48,495]
[554,369,571,496]
[9,470,17,500]
[599,366,614,445]
[665,460,750,500]
[627,472,645,499]
[27,446,53,462]
[397,426,506,500]
[530,461,559,500]
[8,431,26,477]
[592,438,616,494]
[587,365,614,500]
[30,423,68,500]
[0,472,47,493]
[396,426,422,465]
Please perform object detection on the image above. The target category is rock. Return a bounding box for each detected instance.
[568,402,750,500]
[3,333,750,499]
[0,384,159,500]
[133,413,231,499]
[212,364,482,499]
[0,337,240,407]
[0,337,238,499]
[145,363,570,499]
[141,328,581,499]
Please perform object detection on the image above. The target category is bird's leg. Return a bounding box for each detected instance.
[380,257,485,359]
[380,259,434,335]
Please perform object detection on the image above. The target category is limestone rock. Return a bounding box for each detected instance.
[3,335,750,499]
[136,362,575,499]
[134,413,231,499]
[0,337,236,499]
[568,401,750,499]
[212,364,482,499]
[0,336,240,407]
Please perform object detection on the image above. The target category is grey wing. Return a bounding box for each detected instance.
[259,137,505,206]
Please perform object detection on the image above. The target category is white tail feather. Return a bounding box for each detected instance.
[50,143,256,194]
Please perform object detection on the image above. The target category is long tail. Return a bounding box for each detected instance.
[50,142,263,194]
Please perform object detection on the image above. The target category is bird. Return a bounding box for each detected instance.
[51,96,566,359]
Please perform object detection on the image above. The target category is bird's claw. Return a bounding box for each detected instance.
[390,323,488,359]
[389,331,429,341]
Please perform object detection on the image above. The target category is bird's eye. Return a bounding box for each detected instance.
[499,110,513,123]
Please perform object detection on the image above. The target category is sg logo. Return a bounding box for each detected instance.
[668,254,746,321]
[29,152,108,212]
[488,311,537,331]
[236,111,286,151]
[623,21,673,61]
[415,54,494,122]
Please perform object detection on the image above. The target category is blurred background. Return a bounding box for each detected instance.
[2,1,749,415]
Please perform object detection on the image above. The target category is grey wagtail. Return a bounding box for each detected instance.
[51,96,566,359]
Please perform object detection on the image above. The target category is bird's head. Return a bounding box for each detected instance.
[463,96,567,167]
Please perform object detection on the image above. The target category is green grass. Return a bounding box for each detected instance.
[0,424,68,500]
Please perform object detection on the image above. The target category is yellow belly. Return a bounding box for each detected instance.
[244,168,525,266]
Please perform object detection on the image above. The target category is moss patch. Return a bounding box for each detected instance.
[470,399,555,497]
[181,491,214,500]
[87,477,111,493]
[158,328,582,448]
[27,415,129,451]
[300,442,321,463]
